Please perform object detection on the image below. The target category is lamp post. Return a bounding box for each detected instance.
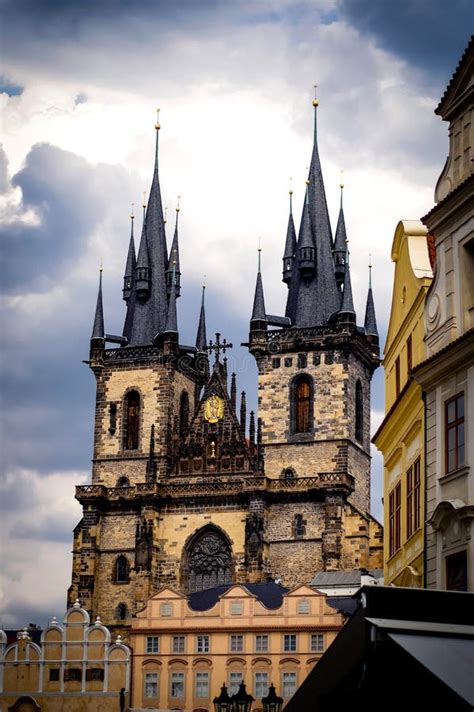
[262,683,283,712]
[231,681,255,712]
[213,682,232,712]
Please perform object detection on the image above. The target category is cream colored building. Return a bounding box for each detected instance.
[414,39,474,591]
[373,220,433,586]
[130,582,344,711]
[0,601,130,712]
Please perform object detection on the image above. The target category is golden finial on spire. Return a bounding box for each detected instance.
[289,176,293,195]
[339,170,344,190]
[164,206,168,224]
[312,84,319,107]
[155,108,161,130]
[131,202,135,220]
[99,258,103,273]
[176,195,181,213]
[203,274,206,290]
[142,190,147,209]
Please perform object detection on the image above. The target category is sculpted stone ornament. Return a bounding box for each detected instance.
[204,395,224,423]
[245,513,264,568]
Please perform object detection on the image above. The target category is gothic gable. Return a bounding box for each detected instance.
[171,366,254,477]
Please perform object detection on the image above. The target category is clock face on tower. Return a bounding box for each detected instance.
[204,395,224,423]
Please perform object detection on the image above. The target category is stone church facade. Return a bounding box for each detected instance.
[68,101,383,633]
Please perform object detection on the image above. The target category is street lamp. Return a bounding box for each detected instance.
[262,683,283,712]
[213,683,232,712]
[231,680,255,712]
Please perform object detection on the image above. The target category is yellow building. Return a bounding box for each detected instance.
[373,220,433,586]
[130,581,344,711]
[0,601,130,712]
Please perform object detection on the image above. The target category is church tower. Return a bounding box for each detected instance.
[69,104,383,635]
[247,97,382,580]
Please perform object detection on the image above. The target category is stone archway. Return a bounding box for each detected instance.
[8,697,41,712]
[182,525,233,593]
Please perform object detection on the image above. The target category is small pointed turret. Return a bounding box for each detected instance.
[250,248,267,329]
[339,241,355,320]
[164,263,178,337]
[240,391,247,435]
[298,185,316,280]
[364,260,378,340]
[249,410,256,453]
[230,372,237,412]
[195,285,207,352]
[91,267,105,340]
[166,198,181,298]
[123,208,136,301]
[282,184,297,285]
[333,181,347,290]
[135,202,151,301]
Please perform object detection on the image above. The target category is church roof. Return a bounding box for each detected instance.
[188,581,289,611]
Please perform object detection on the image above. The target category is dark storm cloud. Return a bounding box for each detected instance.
[1,143,133,294]
[337,0,472,80]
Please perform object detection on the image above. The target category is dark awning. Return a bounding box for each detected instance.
[388,632,474,706]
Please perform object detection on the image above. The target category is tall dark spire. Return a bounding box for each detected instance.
[166,198,181,298]
[364,260,378,338]
[333,181,347,290]
[240,391,247,435]
[195,285,207,351]
[230,372,237,412]
[91,268,105,339]
[282,184,297,285]
[285,94,340,327]
[340,242,355,316]
[250,248,267,325]
[125,112,170,345]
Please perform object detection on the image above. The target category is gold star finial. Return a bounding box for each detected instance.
[312,84,319,107]
[142,190,147,209]
[339,170,344,190]
[99,258,103,273]
[164,206,168,224]
[289,176,293,195]
[176,195,181,213]
[155,108,161,130]
[131,202,135,220]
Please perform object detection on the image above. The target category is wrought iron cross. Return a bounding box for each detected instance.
[206,332,233,363]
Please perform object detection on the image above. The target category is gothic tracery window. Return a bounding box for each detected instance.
[114,555,130,584]
[179,390,190,437]
[291,375,313,434]
[355,380,363,443]
[123,390,140,450]
[183,527,232,594]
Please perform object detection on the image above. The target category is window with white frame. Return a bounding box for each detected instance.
[310,633,324,652]
[230,634,244,652]
[172,635,185,653]
[297,600,310,614]
[254,671,269,698]
[283,634,297,652]
[144,672,158,698]
[146,636,159,654]
[195,671,210,698]
[160,602,172,617]
[171,672,185,698]
[282,672,297,698]
[255,634,268,652]
[196,635,210,653]
[229,671,243,696]
[230,600,243,615]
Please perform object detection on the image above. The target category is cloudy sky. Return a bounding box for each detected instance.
[0,0,471,629]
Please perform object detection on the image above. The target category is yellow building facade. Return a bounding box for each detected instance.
[373,220,433,586]
[0,601,130,712]
[130,582,344,711]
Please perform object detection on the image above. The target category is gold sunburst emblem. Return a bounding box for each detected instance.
[204,395,224,423]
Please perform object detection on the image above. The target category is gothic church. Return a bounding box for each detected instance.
[68,99,383,631]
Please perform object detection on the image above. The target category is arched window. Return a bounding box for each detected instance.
[123,390,140,450]
[114,555,129,584]
[182,526,233,594]
[116,475,130,487]
[291,375,313,434]
[293,514,305,539]
[116,603,128,620]
[355,380,363,443]
[179,391,190,437]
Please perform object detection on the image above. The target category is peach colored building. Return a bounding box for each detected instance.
[0,601,130,712]
[130,581,344,711]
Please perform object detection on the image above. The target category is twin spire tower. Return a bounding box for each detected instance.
[74,98,382,632]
